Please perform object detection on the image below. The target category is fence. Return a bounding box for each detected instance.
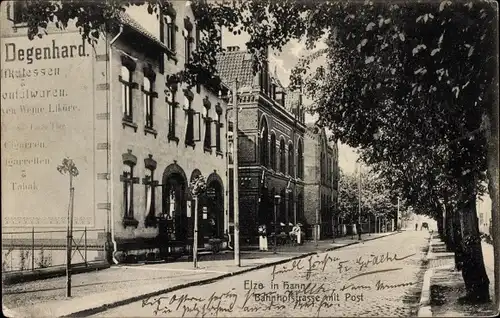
[2,228,106,273]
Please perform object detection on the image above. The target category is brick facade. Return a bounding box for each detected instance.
[303,125,339,239]
[217,48,308,242]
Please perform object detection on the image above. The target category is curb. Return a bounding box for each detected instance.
[60,232,399,317]
[417,235,435,317]
[2,262,110,285]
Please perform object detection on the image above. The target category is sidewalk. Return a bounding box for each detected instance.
[418,234,497,317]
[2,232,396,317]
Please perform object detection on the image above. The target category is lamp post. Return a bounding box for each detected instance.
[273,195,281,254]
[189,175,206,269]
[57,158,79,298]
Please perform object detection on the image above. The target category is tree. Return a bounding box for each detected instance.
[338,168,396,226]
[290,1,496,303]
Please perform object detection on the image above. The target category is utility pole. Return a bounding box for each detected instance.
[193,195,199,268]
[397,196,400,231]
[357,162,362,239]
[232,80,240,267]
[315,209,319,247]
[273,195,280,254]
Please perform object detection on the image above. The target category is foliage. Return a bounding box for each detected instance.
[338,169,397,221]
[36,247,52,269]
[189,175,207,197]
[18,249,31,271]
[57,157,79,177]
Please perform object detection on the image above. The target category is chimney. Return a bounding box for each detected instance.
[227,46,240,52]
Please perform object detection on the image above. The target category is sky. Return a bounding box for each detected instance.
[127,4,360,174]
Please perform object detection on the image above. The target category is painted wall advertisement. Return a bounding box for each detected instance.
[1,32,95,227]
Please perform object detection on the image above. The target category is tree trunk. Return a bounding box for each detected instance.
[443,199,454,252]
[458,184,490,303]
[436,208,444,239]
[485,82,499,308]
[452,207,463,271]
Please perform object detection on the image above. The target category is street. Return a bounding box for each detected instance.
[92,231,430,317]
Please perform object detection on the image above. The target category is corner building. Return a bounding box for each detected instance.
[217,47,307,243]
[109,3,230,259]
[1,1,230,264]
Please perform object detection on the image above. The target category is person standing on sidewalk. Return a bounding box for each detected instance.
[356,222,362,240]
[258,224,268,251]
[415,223,418,231]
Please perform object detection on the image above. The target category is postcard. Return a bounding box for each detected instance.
[1,1,499,317]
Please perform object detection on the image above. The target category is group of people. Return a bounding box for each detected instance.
[257,223,305,251]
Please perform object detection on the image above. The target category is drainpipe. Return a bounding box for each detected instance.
[108,25,124,265]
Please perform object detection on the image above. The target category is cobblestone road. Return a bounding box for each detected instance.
[93,231,430,317]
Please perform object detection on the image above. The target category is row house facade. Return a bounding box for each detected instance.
[1,1,230,262]
[303,125,340,239]
[217,46,308,242]
[110,3,231,260]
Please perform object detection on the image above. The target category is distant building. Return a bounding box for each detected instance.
[217,46,307,242]
[477,191,492,236]
[303,125,339,238]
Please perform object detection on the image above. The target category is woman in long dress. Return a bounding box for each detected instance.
[258,225,268,251]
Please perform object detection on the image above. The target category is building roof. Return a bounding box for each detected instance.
[117,11,169,51]
[216,46,255,88]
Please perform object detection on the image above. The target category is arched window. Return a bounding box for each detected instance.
[270,133,276,170]
[288,142,294,177]
[165,14,176,51]
[142,75,156,129]
[260,117,269,167]
[279,138,286,174]
[297,139,304,179]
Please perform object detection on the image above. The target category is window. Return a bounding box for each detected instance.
[260,119,269,167]
[166,85,179,143]
[119,56,138,130]
[184,97,195,147]
[215,104,223,155]
[165,15,176,51]
[7,1,28,24]
[288,143,294,177]
[143,154,158,227]
[120,150,139,228]
[270,133,276,170]
[280,139,286,174]
[280,189,286,224]
[203,98,212,151]
[121,66,133,121]
[321,153,325,184]
[183,17,193,65]
[142,76,157,131]
[297,140,304,179]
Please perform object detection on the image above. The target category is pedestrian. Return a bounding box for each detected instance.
[290,223,303,245]
[415,223,418,231]
[356,222,362,240]
[258,224,268,251]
